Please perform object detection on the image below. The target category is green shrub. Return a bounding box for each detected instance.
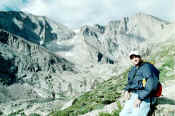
[98,112,112,116]
[0,111,3,116]
[50,111,69,116]
[112,101,122,116]
[162,57,174,69]
[8,109,25,116]
[29,113,40,116]
[93,104,104,110]
[21,112,27,116]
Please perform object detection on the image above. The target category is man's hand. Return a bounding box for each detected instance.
[124,91,130,100]
[134,98,142,108]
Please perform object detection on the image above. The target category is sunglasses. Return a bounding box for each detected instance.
[130,55,140,60]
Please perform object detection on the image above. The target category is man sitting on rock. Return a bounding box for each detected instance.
[120,51,159,116]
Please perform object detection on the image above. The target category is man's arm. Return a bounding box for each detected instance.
[137,63,159,100]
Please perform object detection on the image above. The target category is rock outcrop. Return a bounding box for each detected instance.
[0,29,77,115]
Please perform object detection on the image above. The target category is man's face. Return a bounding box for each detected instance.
[130,55,141,66]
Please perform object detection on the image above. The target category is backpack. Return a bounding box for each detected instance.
[152,82,162,97]
[146,61,162,97]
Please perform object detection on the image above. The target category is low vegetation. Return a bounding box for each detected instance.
[50,70,128,116]
[150,43,175,82]
[7,109,41,116]
[7,109,26,116]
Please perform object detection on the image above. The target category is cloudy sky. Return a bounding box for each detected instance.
[0,0,175,28]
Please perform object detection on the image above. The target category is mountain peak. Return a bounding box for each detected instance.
[0,11,75,46]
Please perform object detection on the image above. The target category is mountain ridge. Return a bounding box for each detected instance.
[0,11,175,115]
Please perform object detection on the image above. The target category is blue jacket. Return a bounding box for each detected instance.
[125,62,160,100]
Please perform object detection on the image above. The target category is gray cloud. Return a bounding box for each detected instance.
[0,0,175,28]
[0,0,24,10]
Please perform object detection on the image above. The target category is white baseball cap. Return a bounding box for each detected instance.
[129,50,141,59]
